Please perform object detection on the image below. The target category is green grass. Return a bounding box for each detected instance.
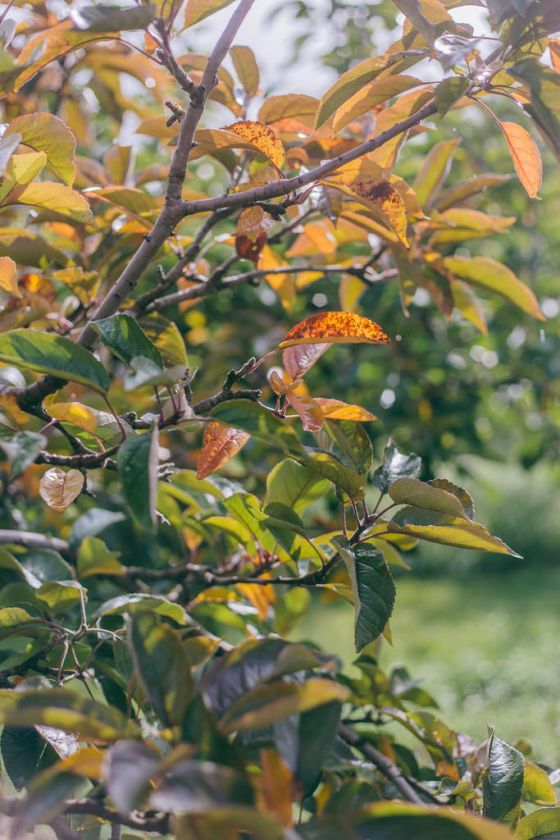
[296,565,560,766]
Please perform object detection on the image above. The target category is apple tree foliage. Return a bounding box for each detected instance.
[0,0,558,837]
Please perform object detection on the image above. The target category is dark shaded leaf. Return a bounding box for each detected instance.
[483,729,524,825]
[117,424,159,529]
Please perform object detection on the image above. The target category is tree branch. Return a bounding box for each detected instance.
[0,529,71,557]
[181,100,438,217]
[338,723,424,803]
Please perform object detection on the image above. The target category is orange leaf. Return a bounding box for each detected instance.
[224,120,285,168]
[501,121,542,199]
[235,206,274,265]
[259,245,294,311]
[315,398,376,421]
[258,748,294,827]
[0,256,19,297]
[279,312,391,348]
[283,342,330,379]
[196,421,250,479]
[350,178,409,245]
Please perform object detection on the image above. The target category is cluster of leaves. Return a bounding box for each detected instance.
[0,0,558,836]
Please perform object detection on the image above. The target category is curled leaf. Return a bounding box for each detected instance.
[280,312,391,348]
[197,421,250,479]
[39,467,84,511]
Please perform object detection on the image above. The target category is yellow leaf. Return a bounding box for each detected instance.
[280,312,391,348]
[183,0,236,28]
[47,402,98,434]
[315,398,376,422]
[443,256,545,320]
[316,54,403,128]
[5,114,77,187]
[332,75,422,134]
[339,274,367,312]
[224,120,285,168]
[350,178,409,245]
[196,422,250,479]
[286,220,337,257]
[230,45,260,97]
[14,22,118,91]
[259,245,295,311]
[10,182,95,226]
[0,152,47,204]
[39,468,84,512]
[501,121,542,199]
[0,256,19,298]
[450,279,488,335]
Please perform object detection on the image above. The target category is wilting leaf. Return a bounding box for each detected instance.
[500,121,542,199]
[0,330,109,391]
[483,730,524,826]
[93,313,163,369]
[0,255,18,296]
[39,468,84,512]
[332,75,422,134]
[443,256,544,320]
[280,312,390,348]
[5,114,77,186]
[224,120,285,168]
[197,421,250,479]
[117,425,159,529]
[235,205,273,264]
[335,538,396,652]
[129,611,194,728]
[184,0,236,28]
[230,45,260,97]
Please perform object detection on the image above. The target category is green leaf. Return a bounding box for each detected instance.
[389,507,521,556]
[117,425,159,529]
[324,420,373,475]
[0,329,109,391]
[435,76,469,116]
[36,580,85,613]
[1,726,54,791]
[124,358,185,391]
[389,477,468,517]
[140,313,188,367]
[0,429,46,477]
[373,440,422,494]
[183,0,236,29]
[5,113,77,186]
[95,593,186,623]
[77,536,124,578]
[211,399,302,452]
[72,3,156,32]
[413,138,459,207]
[443,256,544,320]
[266,458,329,515]
[517,807,560,840]
[483,730,524,826]
[277,700,342,795]
[299,450,364,499]
[93,313,163,369]
[0,688,138,740]
[129,611,194,728]
[335,539,396,652]
[510,59,560,162]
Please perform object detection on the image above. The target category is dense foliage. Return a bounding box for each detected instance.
[0,0,558,837]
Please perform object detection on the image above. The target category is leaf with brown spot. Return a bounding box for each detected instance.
[0,256,19,298]
[351,178,409,245]
[235,206,274,265]
[196,422,250,480]
[39,468,84,512]
[500,121,542,199]
[280,312,391,348]
[315,399,376,422]
[224,121,285,168]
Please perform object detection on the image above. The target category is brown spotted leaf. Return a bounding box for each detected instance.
[39,467,84,512]
[279,312,391,348]
[235,206,274,265]
[500,121,542,199]
[197,422,250,479]
[350,178,409,245]
[224,121,285,168]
